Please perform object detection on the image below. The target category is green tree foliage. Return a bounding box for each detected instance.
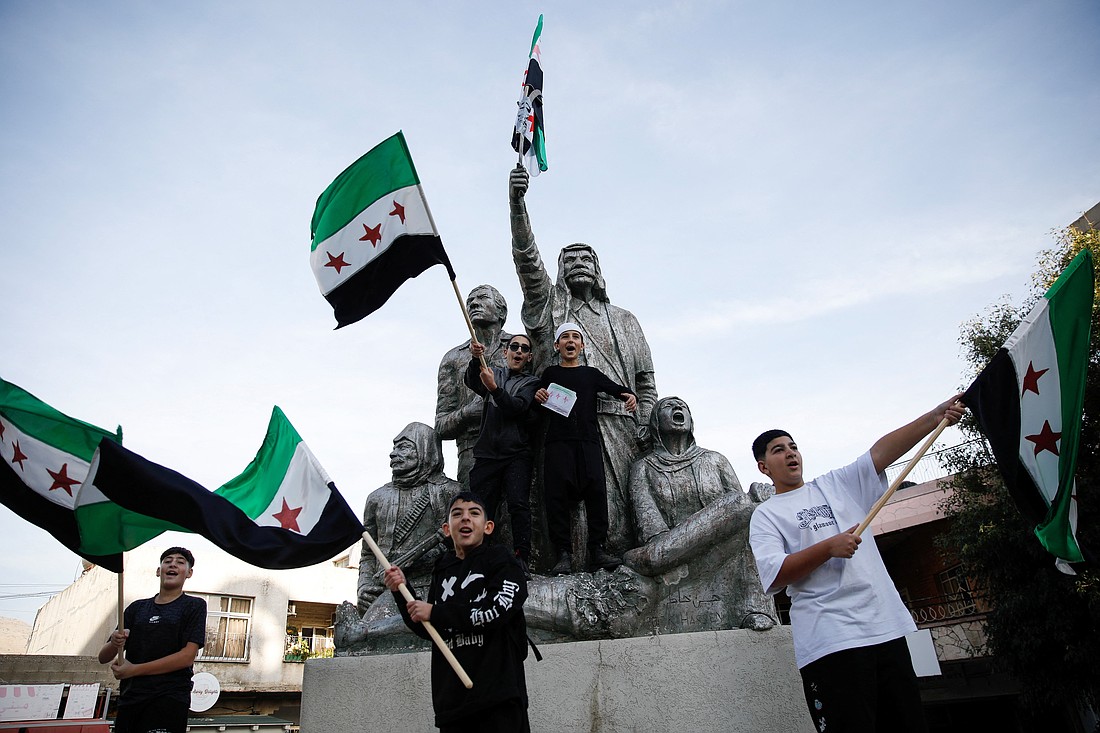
[939,225,1100,712]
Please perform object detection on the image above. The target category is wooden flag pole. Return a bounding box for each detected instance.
[412,176,488,371]
[854,416,951,537]
[361,530,474,689]
[116,562,125,664]
[449,278,489,370]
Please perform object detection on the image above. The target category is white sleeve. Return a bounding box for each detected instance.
[748,506,786,596]
[851,451,889,511]
[818,452,887,513]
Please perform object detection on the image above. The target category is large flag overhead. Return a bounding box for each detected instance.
[963,248,1094,567]
[86,406,365,569]
[310,131,455,329]
[511,14,547,177]
[73,467,182,559]
[0,378,124,572]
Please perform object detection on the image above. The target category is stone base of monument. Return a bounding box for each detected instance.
[302,626,814,732]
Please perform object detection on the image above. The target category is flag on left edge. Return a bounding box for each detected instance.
[962,248,1094,568]
[86,406,365,569]
[511,14,547,176]
[311,131,455,329]
[0,377,124,572]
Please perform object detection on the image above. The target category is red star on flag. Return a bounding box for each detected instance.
[0,421,6,441]
[272,498,303,532]
[359,223,382,246]
[1021,361,1049,397]
[47,462,81,496]
[325,251,350,274]
[389,201,405,224]
[10,441,28,471]
[1025,420,1061,457]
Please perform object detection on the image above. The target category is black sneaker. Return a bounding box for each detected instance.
[550,551,573,576]
[589,546,622,572]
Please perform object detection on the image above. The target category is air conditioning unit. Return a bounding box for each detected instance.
[287,603,297,616]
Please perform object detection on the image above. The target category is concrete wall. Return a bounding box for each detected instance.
[0,655,116,688]
[25,535,358,694]
[302,626,814,733]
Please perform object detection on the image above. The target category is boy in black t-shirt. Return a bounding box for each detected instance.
[99,547,207,733]
[535,323,636,575]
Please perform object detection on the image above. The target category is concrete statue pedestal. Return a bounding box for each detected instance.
[302,626,813,732]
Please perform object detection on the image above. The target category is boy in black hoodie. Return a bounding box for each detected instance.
[384,492,530,733]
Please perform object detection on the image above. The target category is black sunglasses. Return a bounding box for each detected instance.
[507,342,532,353]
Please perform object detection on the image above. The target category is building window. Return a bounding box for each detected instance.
[194,593,253,662]
[284,600,337,662]
[938,565,976,617]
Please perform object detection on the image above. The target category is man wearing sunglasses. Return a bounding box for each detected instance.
[465,333,541,576]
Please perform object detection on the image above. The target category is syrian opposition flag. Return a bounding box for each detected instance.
[0,378,124,572]
[310,131,455,329]
[963,248,1094,568]
[85,406,364,569]
[511,14,547,177]
[73,468,180,559]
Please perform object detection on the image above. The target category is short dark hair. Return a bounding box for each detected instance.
[752,430,792,461]
[507,333,532,347]
[448,491,488,513]
[161,546,195,567]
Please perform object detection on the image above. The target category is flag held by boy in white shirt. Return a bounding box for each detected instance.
[962,248,1094,568]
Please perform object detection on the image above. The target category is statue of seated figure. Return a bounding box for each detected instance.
[623,396,775,632]
[334,422,460,654]
[521,396,775,642]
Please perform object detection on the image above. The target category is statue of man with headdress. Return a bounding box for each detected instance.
[337,422,459,653]
[508,166,657,557]
[624,396,775,632]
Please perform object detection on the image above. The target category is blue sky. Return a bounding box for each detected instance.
[1,0,1097,624]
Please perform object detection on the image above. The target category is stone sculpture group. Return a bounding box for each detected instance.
[334,169,776,655]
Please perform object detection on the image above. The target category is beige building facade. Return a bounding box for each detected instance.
[25,534,358,719]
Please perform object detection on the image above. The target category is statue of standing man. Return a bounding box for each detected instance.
[508,166,657,556]
[435,284,511,488]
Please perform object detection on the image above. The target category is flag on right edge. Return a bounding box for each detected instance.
[962,248,1094,568]
[310,131,455,329]
[511,14,547,176]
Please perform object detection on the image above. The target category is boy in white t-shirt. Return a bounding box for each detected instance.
[749,395,964,733]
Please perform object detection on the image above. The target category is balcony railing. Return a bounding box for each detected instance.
[906,592,988,626]
[284,635,334,662]
[884,438,985,486]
